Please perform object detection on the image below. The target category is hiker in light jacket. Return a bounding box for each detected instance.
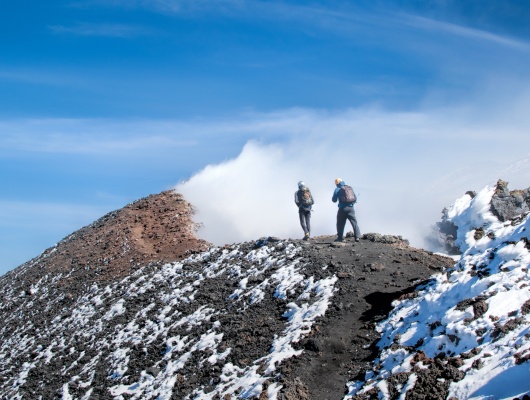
[295,181,313,240]
[332,178,361,242]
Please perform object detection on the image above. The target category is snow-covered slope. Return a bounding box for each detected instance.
[0,239,336,399]
[346,184,530,399]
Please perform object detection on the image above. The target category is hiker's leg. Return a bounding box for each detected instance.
[299,209,309,234]
[336,208,347,239]
[346,207,361,239]
[305,210,311,235]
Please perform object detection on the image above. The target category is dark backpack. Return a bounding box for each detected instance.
[339,185,356,203]
[299,188,314,207]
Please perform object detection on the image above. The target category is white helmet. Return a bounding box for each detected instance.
[298,181,305,189]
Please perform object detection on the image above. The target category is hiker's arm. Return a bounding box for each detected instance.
[332,188,339,203]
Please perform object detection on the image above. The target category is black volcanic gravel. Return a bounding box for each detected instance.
[276,234,453,399]
[0,190,455,400]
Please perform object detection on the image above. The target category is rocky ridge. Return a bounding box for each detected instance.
[2,182,528,399]
[4,190,208,287]
[0,189,454,400]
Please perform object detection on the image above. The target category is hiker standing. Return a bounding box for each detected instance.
[332,178,361,242]
[295,181,313,240]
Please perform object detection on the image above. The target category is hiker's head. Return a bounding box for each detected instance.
[335,178,342,186]
[298,181,306,189]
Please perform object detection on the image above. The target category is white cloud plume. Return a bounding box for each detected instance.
[3,83,530,256]
[175,99,530,250]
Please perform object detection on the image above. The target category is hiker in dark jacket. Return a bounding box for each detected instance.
[295,181,313,240]
[332,178,361,242]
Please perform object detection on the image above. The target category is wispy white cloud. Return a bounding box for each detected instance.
[70,0,244,14]
[143,0,244,14]
[0,119,198,154]
[49,22,152,38]
[402,14,530,52]
[0,108,481,156]
[64,0,530,63]
[0,68,82,86]
[3,82,530,157]
[0,200,107,230]
[264,3,530,54]
[67,0,530,53]
[123,1,530,53]
[8,133,195,154]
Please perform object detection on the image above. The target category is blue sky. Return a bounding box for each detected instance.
[2,0,530,275]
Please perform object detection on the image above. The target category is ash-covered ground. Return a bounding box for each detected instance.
[275,233,453,399]
[0,191,455,400]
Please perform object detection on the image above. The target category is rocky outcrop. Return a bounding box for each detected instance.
[429,180,530,255]
[8,190,209,287]
[360,232,410,246]
[490,179,530,223]
[428,207,460,255]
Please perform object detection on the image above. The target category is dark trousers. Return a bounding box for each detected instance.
[336,206,360,239]
[299,208,311,234]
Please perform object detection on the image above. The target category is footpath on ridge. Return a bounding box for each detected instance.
[277,233,454,399]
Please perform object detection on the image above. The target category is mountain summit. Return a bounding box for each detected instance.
[8,190,209,284]
[1,182,529,400]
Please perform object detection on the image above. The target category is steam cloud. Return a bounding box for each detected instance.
[175,103,530,250]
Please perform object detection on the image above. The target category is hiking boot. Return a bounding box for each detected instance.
[355,238,360,242]
[303,233,310,240]
[334,238,343,242]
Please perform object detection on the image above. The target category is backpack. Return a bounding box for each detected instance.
[339,185,356,203]
[299,188,314,207]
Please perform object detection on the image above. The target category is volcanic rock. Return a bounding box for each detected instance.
[490,179,530,222]
[0,191,455,400]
